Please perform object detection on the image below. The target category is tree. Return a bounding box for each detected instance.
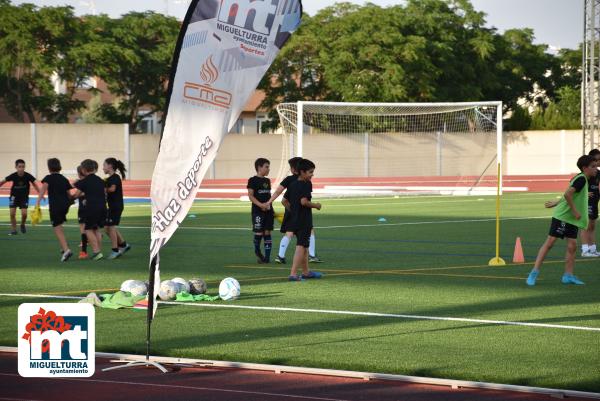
[259,0,560,128]
[86,12,179,132]
[0,2,91,122]
[530,86,581,130]
[506,105,532,131]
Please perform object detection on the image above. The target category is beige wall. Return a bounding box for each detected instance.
[130,134,159,180]
[36,124,127,177]
[0,124,31,175]
[0,124,585,180]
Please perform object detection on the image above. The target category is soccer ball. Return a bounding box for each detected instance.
[120,279,136,292]
[189,278,207,295]
[158,280,178,301]
[120,279,147,296]
[219,277,240,301]
[128,281,148,297]
[171,277,190,294]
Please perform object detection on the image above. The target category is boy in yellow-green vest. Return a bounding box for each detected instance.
[527,155,598,286]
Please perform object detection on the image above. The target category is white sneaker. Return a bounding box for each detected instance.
[581,250,598,257]
[61,249,73,262]
[592,250,600,257]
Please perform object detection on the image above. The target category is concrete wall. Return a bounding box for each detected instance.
[0,124,31,175]
[0,124,584,180]
[0,124,127,179]
[505,130,582,175]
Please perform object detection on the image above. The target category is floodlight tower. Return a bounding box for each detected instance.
[583,0,600,152]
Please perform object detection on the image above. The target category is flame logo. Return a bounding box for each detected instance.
[200,56,219,85]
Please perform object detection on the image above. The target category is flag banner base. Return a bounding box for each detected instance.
[102,359,168,373]
[488,257,506,266]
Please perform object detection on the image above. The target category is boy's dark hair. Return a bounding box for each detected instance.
[254,158,270,172]
[47,158,61,173]
[297,158,315,173]
[589,149,600,157]
[15,159,25,166]
[81,159,98,173]
[288,157,302,171]
[77,165,85,177]
[105,157,127,179]
[577,155,595,171]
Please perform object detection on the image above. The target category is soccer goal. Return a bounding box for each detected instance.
[276,101,503,197]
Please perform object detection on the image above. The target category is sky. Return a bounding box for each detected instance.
[18,0,583,50]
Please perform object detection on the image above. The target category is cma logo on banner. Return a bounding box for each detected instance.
[184,55,232,110]
[18,304,95,377]
[218,0,278,35]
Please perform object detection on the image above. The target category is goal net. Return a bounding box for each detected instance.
[276,101,503,197]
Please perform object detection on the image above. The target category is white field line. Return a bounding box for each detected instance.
[0,293,598,333]
[0,216,549,231]
[0,373,348,401]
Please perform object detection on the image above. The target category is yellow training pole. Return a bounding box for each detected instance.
[488,162,506,266]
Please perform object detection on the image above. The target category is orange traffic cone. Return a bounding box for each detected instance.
[512,237,525,263]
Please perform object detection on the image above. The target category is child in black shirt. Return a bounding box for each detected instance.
[0,159,40,235]
[268,157,323,264]
[247,158,274,263]
[73,159,106,261]
[282,159,322,281]
[103,157,130,259]
[36,158,73,262]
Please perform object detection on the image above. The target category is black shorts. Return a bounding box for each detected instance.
[252,209,274,233]
[294,226,312,248]
[9,196,28,209]
[82,208,106,230]
[588,201,599,220]
[105,208,123,226]
[548,217,579,239]
[280,210,292,233]
[49,206,69,227]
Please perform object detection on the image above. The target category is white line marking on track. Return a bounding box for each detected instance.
[0,373,349,401]
[0,293,598,332]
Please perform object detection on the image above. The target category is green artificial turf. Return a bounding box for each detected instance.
[1,192,599,391]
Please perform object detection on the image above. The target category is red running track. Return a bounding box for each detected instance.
[0,352,592,401]
[118,175,570,199]
[0,175,571,200]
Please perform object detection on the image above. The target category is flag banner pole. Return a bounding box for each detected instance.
[146,254,158,362]
[104,0,303,373]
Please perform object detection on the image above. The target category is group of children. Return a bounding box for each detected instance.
[247,157,323,281]
[8,150,598,284]
[527,150,600,286]
[1,157,130,262]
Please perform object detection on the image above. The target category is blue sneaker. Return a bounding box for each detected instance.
[526,270,539,286]
[561,274,584,285]
[107,250,121,260]
[288,275,302,282]
[302,271,323,279]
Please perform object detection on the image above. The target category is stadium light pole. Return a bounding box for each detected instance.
[583,0,600,152]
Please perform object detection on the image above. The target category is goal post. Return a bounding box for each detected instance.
[276,100,506,266]
[276,101,504,197]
